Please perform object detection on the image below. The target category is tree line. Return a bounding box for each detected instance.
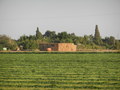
[0,25,120,51]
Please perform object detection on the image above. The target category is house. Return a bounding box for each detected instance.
[40,43,76,51]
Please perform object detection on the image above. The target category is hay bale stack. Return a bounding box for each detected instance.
[40,43,76,51]
[58,43,76,51]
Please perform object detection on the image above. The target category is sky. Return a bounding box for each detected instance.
[0,0,120,39]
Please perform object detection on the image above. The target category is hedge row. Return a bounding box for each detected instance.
[0,51,120,54]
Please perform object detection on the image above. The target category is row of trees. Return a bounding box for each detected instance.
[0,25,120,50]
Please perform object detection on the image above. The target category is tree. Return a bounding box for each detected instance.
[57,32,73,43]
[115,40,120,49]
[94,25,102,45]
[58,32,68,39]
[109,36,115,46]
[15,26,120,50]
[29,35,36,40]
[44,30,56,38]
[104,37,109,44]
[103,36,116,49]
[36,27,42,39]
[18,35,28,41]
[83,35,89,45]
[44,30,56,42]
[0,35,18,50]
[103,37,110,49]
[17,34,39,50]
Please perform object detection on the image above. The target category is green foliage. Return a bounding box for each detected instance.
[103,36,119,49]
[0,35,18,50]
[44,30,56,38]
[56,32,75,43]
[1,26,120,50]
[0,44,3,50]
[77,43,106,50]
[36,27,43,39]
[13,28,120,50]
[115,40,120,49]
[94,25,103,45]
[23,40,38,50]
[17,37,39,50]
[109,36,115,46]
[0,54,120,89]
[44,30,56,42]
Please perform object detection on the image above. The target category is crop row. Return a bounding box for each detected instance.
[0,54,120,89]
[0,84,120,89]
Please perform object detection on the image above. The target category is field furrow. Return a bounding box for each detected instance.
[0,54,120,89]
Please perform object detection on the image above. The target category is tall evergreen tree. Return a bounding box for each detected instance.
[94,25,102,45]
[36,27,42,39]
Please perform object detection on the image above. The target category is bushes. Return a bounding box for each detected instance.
[0,44,3,50]
[0,35,18,50]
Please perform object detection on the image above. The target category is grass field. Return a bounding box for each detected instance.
[0,53,120,90]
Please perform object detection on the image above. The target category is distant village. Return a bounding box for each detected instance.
[0,25,120,51]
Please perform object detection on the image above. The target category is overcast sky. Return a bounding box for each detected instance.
[0,0,120,39]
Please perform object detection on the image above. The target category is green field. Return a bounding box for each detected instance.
[0,53,120,90]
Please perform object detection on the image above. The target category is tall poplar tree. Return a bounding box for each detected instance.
[36,27,42,39]
[94,25,102,45]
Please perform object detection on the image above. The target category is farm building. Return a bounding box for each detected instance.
[40,43,76,51]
